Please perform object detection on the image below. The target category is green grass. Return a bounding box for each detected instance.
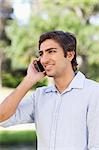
[0,130,37,146]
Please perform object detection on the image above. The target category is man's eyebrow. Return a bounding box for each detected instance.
[39,48,57,53]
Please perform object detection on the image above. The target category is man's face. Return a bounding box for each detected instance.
[39,39,72,78]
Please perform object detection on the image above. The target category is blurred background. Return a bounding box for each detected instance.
[0,0,99,149]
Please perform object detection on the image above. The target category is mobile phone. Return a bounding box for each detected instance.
[34,60,45,72]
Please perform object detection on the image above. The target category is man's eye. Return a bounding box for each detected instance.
[49,50,52,53]
[49,50,56,53]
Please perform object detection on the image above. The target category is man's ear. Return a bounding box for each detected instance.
[66,51,75,61]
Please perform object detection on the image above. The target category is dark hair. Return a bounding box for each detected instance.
[39,30,78,72]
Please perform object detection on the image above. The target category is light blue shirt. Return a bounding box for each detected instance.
[1,71,99,150]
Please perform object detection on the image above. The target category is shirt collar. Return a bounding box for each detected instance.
[68,71,85,89]
[44,71,85,93]
[44,85,57,93]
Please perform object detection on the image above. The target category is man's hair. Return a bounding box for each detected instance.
[39,30,78,72]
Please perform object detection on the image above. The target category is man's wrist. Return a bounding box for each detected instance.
[16,76,35,92]
[23,75,37,88]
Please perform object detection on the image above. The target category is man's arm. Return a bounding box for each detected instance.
[0,61,45,122]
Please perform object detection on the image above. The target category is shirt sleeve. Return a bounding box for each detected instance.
[0,92,35,127]
[87,89,99,150]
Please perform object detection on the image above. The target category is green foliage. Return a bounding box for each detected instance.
[1,0,99,86]
[0,130,36,145]
[41,0,99,80]
[2,72,48,89]
[5,21,37,69]
[87,63,99,82]
[32,77,48,90]
[2,73,23,88]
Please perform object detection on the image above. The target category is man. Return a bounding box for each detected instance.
[0,31,99,150]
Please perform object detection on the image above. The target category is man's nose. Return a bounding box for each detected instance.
[40,54,49,64]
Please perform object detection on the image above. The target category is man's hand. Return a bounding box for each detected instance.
[25,60,46,87]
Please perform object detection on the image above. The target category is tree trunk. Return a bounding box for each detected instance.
[0,58,2,88]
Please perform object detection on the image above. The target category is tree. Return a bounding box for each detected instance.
[40,0,99,80]
[0,0,13,87]
[2,0,99,85]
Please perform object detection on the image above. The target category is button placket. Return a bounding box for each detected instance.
[49,93,62,150]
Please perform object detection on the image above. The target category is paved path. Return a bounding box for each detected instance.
[0,87,35,131]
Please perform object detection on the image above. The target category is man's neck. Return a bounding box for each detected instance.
[54,70,75,93]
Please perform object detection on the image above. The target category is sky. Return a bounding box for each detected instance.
[90,14,99,26]
[12,0,31,24]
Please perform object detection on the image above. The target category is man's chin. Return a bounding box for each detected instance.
[46,72,54,77]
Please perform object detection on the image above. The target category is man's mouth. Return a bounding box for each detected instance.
[45,64,53,70]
